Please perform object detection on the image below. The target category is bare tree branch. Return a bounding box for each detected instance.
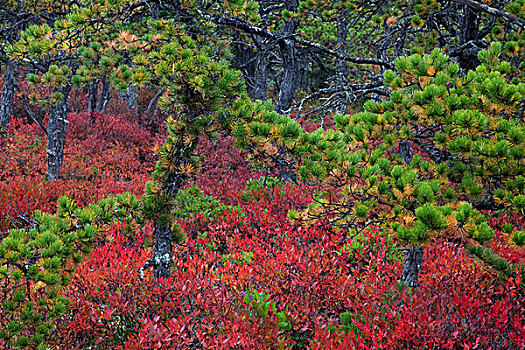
[202,13,394,68]
[145,86,166,115]
[451,0,525,28]
[15,84,48,135]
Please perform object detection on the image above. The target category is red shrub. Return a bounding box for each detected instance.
[0,112,160,231]
[2,111,524,349]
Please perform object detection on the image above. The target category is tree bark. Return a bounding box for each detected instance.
[0,59,19,132]
[370,19,393,104]
[152,138,194,278]
[457,5,481,71]
[126,84,138,109]
[205,13,393,68]
[399,246,424,287]
[145,86,165,115]
[253,45,269,101]
[232,34,257,97]
[87,78,99,113]
[399,140,413,164]
[335,20,349,115]
[96,77,111,112]
[273,146,296,183]
[47,87,71,182]
[153,221,173,279]
[451,0,525,28]
[119,83,138,110]
[276,0,299,114]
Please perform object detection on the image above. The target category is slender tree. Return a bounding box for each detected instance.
[0,57,19,131]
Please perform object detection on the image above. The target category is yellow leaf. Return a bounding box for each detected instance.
[446,215,458,228]
[403,214,415,226]
[34,281,47,291]
[330,168,341,177]
[404,183,414,197]
[183,133,194,146]
[386,17,397,26]
[368,186,379,197]
[393,188,404,200]
[179,163,196,176]
[411,105,425,117]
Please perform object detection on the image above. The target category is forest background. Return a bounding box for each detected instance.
[1,0,525,348]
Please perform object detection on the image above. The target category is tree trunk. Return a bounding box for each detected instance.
[232,34,257,97]
[126,84,138,109]
[87,78,99,113]
[335,20,349,115]
[153,221,173,279]
[270,0,300,181]
[150,3,159,19]
[462,5,478,45]
[0,59,19,132]
[119,83,138,110]
[399,140,413,164]
[276,40,297,113]
[276,0,299,114]
[457,5,481,71]
[399,246,424,287]
[253,46,268,101]
[47,87,71,182]
[96,78,111,112]
[152,138,194,278]
[274,146,296,183]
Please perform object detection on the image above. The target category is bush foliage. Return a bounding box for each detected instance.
[1,0,525,347]
[1,111,524,349]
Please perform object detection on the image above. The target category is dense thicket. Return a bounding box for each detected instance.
[1,0,525,348]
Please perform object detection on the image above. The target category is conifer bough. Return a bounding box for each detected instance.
[294,45,525,286]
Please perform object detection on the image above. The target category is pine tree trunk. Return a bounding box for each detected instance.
[253,47,268,101]
[232,34,256,96]
[119,84,138,110]
[399,246,424,287]
[369,20,393,105]
[153,221,172,279]
[457,5,481,71]
[399,140,413,164]
[0,59,19,132]
[47,87,70,182]
[126,84,138,109]
[273,1,300,181]
[276,40,298,113]
[335,20,348,115]
[87,78,99,113]
[152,139,193,278]
[276,0,299,114]
[96,78,111,112]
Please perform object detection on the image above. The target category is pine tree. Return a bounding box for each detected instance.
[3,8,525,346]
[0,194,142,348]
[0,0,69,133]
[294,44,525,286]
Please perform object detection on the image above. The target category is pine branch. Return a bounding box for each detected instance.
[467,244,525,284]
[15,84,48,135]
[203,13,393,68]
[145,86,166,115]
[451,0,525,28]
